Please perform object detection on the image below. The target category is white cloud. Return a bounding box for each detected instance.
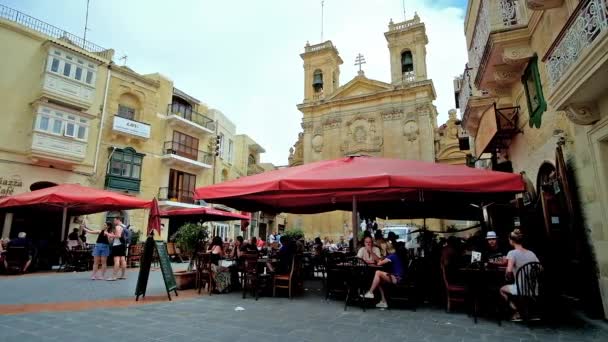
[6,0,468,165]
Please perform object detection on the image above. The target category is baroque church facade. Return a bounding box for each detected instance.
[287,14,468,239]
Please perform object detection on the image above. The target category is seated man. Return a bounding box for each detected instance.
[5,232,33,273]
[483,231,507,267]
[271,236,293,274]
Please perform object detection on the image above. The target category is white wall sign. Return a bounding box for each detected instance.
[112,116,150,139]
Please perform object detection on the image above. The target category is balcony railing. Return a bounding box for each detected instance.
[388,15,421,32]
[402,71,416,83]
[167,104,215,131]
[468,0,528,81]
[162,141,213,165]
[545,0,608,87]
[158,187,195,204]
[304,41,335,53]
[0,4,113,60]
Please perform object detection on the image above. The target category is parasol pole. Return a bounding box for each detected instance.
[352,195,358,250]
[61,207,68,240]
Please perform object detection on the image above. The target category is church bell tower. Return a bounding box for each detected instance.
[384,13,429,84]
[300,40,343,102]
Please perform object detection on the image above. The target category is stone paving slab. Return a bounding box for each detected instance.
[0,263,188,304]
[1,270,606,342]
[1,290,605,342]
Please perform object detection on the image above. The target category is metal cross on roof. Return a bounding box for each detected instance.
[354,53,366,73]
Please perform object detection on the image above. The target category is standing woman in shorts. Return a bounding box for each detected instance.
[108,218,127,281]
[83,222,112,280]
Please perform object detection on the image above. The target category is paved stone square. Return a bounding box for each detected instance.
[1,269,607,342]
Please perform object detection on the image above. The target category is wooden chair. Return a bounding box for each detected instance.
[513,261,544,322]
[273,255,300,299]
[166,242,183,263]
[127,244,143,268]
[195,253,213,295]
[441,261,466,312]
[242,253,265,300]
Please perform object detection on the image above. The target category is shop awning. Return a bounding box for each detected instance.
[159,206,251,221]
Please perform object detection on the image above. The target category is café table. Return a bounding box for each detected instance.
[459,265,506,323]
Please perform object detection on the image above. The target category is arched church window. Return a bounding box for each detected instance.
[401,51,414,73]
[312,69,323,93]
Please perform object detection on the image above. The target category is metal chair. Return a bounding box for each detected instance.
[514,261,544,322]
[344,257,369,311]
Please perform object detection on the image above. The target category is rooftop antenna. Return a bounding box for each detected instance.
[83,0,91,48]
[119,54,128,66]
[402,0,406,21]
[321,0,325,42]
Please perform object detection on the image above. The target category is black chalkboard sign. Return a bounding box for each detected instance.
[155,240,178,300]
[135,236,178,301]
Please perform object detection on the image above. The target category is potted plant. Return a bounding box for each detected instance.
[171,223,208,290]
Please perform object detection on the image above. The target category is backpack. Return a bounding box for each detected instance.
[121,224,132,244]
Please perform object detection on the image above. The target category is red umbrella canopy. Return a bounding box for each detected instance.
[194,156,524,218]
[0,183,151,215]
[147,198,162,236]
[159,207,251,221]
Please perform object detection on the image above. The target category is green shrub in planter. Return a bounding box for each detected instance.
[171,223,208,271]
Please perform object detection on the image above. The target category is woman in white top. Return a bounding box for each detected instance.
[357,236,382,265]
[500,228,540,320]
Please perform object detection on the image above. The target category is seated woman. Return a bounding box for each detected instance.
[500,228,540,321]
[357,236,382,265]
[362,246,406,308]
[208,236,232,293]
[243,237,259,253]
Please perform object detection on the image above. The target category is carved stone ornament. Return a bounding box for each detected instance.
[502,45,533,65]
[341,116,383,154]
[288,132,304,166]
[311,134,324,153]
[301,121,313,132]
[526,0,564,10]
[403,120,419,141]
[381,108,404,121]
[564,103,600,126]
[322,116,342,130]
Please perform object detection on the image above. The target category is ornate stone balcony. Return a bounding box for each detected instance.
[468,0,533,91]
[29,132,87,166]
[543,0,608,125]
[457,65,497,136]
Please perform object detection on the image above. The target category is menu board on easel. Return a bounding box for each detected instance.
[135,236,178,301]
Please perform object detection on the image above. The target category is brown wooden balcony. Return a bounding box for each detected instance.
[473,105,521,158]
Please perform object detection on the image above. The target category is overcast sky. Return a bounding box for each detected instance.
[5,0,468,165]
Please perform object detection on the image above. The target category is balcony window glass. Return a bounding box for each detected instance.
[52,120,62,134]
[86,71,93,84]
[35,105,89,141]
[172,131,199,160]
[65,122,75,137]
[38,116,49,131]
[118,105,136,120]
[522,56,546,128]
[47,49,97,86]
[108,148,143,180]
[63,62,72,77]
[77,125,86,140]
[75,67,83,81]
[50,58,60,72]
